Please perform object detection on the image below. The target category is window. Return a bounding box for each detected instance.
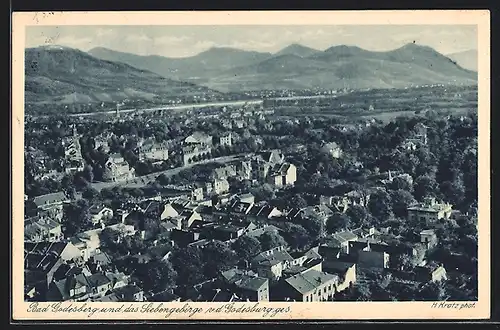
[324,287,327,293]
[306,296,309,302]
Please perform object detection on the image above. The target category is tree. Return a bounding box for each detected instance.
[418,281,447,301]
[82,186,99,202]
[390,189,416,218]
[144,215,160,236]
[170,246,205,286]
[83,165,94,183]
[250,183,275,202]
[62,199,91,236]
[289,194,308,209]
[368,189,393,221]
[389,176,413,192]
[439,175,465,207]
[259,231,287,251]
[300,214,325,240]
[281,223,311,250]
[144,260,177,292]
[350,282,372,301]
[202,240,238,278]
[414,175,438,202]
[346,205,368,227]
[232,235,262,261]
[99,227,121,251]
[326,212,351,234]
[391,253,415,271]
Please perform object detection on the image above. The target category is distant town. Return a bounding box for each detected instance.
[24,85,478,303]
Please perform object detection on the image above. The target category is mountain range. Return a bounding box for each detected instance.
[446,50,478,72]
[25,43,477,105]
[25,45,220,104]
[88,43,477,92]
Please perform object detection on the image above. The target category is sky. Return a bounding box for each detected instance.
[25,25,477,58]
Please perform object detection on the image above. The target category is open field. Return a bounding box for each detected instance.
[272,85,477,121]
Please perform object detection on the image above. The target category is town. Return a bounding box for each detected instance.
[24,86,478,303]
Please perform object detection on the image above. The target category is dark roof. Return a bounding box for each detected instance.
[114,284,143,297]
[246,225,279,238]
[214,224,243,233]
[24,242,68,271]
[318,245,341,256]
[235,276,268,292]
[87,273,111,287]
[149,290,180,302]
[52,264,84,281]
[252,247,294,266]
[323,260,355,274]
[91,252,113,265]
[230,201,253,214]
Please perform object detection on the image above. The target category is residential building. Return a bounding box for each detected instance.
[182,144,212,166]
[244,225,280,240]
[24,216,63,243]
[25,241,82,264]
[89,204,114,225]
[103,154,135,182]
[267,163,297,187]
[302,204,335,224]
[320,259,356,292]
[255,149,284,165]
[210,224,245,242]
[415,262,448,283]
[407,197,453,225]
[247,202,283,222]
[420,229,438,250]
[113,284,145,302]
[68,229,103,261]
[283,248,324,278]
[322,231,359,254]
[236,159,253,180]
[47,271,133,302]
[32,191,70,222]
[212,178,230,195]
[251,246,294,281]
[221,268,270,302]
[137,140,169,161]
[228,200,255,216]
[348,241,391,270]
[160,203,181,220]
[185,131,213,146]
[191,183,205,202]
[218,132,233,147]
[237,193,255,205]
[276,269,339,302]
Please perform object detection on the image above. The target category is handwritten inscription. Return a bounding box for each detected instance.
[27,302,292,318]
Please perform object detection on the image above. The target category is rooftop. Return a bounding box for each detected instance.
[236,276,268,292]
[252,247,294,266]
[32,192,68,207]
[285,269,339,295]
